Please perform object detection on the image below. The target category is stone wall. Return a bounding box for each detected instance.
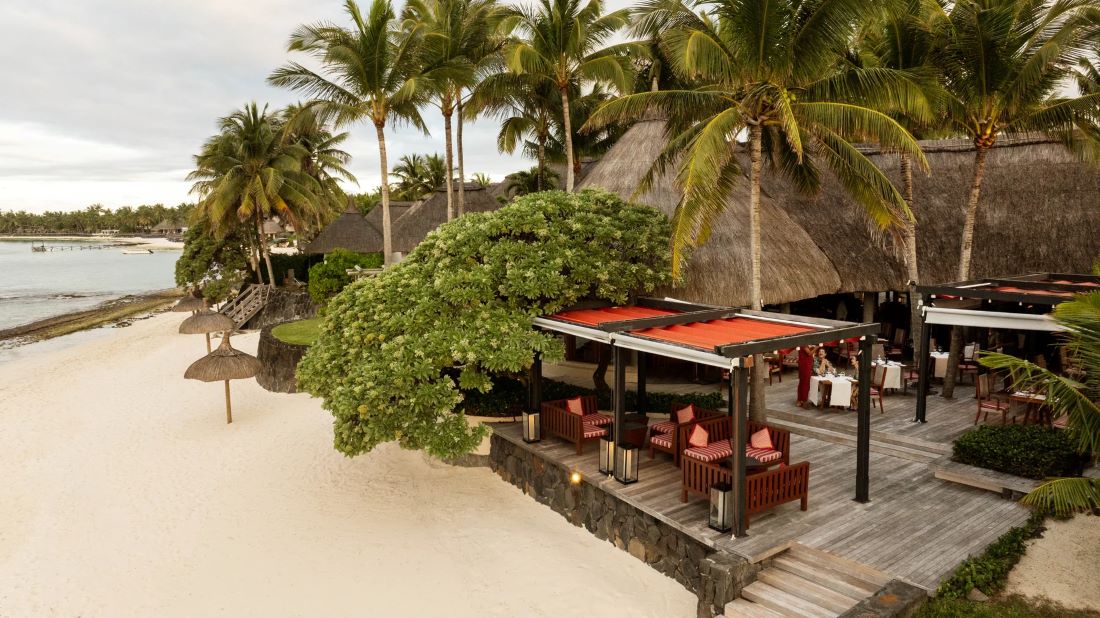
[489,434,757,616]
[243,287,316,330]
[256,324,309,393]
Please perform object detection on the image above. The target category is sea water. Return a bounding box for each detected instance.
[0,239,179,331]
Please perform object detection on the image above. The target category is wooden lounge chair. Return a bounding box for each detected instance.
[975,373,1010,425]
[541,395,612,454]
[681,459,810,528]
[647,404,722,467]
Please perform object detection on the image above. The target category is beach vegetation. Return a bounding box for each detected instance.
[174,222,250,304]
[272,318,324,346]
[307,249,384,308]
[953,424,1084,480]
[295,190,671,459]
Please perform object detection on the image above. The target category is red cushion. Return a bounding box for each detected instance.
[746,446,783,463]
[582,413,612,426]
[581,423,607,439]
[750,428,773,450]
[675,404,696,424]
[649,433,673,449]
[566,397,584,415]
[688,425,709,448]
[684,439,733,462]
[650,420,677,435]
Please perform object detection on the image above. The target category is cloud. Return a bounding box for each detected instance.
[0,0,528,213]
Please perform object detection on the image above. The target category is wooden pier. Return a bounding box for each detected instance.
[30,242,134,252]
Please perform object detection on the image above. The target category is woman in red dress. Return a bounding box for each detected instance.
[796,345,816,407]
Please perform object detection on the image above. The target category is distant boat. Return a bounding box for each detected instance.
[31,244,47,252]
[122,249,153,255]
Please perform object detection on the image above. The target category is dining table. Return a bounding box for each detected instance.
[872,360,903,390]
[1010,391,1050,425]
[930,351,950,378]
[808,374,857,409]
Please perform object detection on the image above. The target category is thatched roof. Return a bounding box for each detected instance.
[579,119,1100,307]
[184,334,261,382]
[392,184,503,253]
[179,310,234,334]
[303,203,382,255]
[261,219,285,235]
[152,219,182,232]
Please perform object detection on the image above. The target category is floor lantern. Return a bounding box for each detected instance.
[613,444,639,484]
[521,410,541,443]
[598,436,615,475]
[709,483,733,532]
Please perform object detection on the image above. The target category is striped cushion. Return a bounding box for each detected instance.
[650,420,677,435]
[684,439,734,463]
[746,447,783,463]
[649,433,673,449]
[582,423,607,439]
[583,413,612,426]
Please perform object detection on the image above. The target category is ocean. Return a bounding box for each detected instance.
[0,239,179,331]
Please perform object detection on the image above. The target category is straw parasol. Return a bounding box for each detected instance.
[184,332,261,424]
[179,310,235,353]
[172,295,206,314]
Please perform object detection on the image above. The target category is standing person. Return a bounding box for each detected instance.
[797,345,816,407]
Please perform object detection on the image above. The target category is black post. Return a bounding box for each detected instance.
[855,336,872,503]
[914,317,933,423]
[732,363,749,536]
[637,352,648,414]
[613,346,627,446]
[528,351,543,412]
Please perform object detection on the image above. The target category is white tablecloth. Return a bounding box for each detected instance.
[931,352,950,378]
[873,361,903,389]
[808,375,855,407]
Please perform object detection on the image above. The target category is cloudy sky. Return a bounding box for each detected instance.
[0,0,548,213]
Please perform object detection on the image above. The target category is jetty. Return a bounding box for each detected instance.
[30,242,136,252]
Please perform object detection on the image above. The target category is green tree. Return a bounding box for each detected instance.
[270,0,432,265]
[981,292,1100,515]
[502,0,634,191]
[307,248,385,308]
[471,172,493,187]
[936,0,1100,397]
[587,0,929,419]
[280,103,357,234]
[175,221,250,304]
[503,165,560,198]
[390,153,448,199]
[296,190,672,459]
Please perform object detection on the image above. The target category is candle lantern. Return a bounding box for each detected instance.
[522,410,541,443]
[613,443,639,484]
[709,483,733,532]
[598,436,615,475]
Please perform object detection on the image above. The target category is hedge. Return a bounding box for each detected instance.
[458,377,725,417]
[953,425,1085,480]
[933,510,1047,600]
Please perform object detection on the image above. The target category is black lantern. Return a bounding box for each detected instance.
[522,410,541,443]
[709,483,733,532]
[599,436,615,475]
[613,444,639,484]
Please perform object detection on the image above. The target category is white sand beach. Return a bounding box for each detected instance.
[1005,514,1100,611]
[0,313,695,617]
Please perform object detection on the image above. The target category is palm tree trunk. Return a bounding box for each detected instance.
[375,122,394,264]
[456,89,467,216]
[901,153,922,359]
[943,145,989,398]
[537,136,547,191]
[560,87,575,192]
[443,102,455,222]
[748,123,767,422]
[255,215,276,287]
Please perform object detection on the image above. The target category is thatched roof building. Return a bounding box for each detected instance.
[303,203,381,255]
[579,119,1100,307]
[392,184,503,253]
[151,219,184,234]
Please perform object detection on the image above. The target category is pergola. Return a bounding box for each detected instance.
[529,298,880,536]
[913,273,1098,423]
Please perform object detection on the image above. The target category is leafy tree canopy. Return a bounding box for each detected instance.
[296,190,672,459]
[307,249,384,308]
[174,221,250,303]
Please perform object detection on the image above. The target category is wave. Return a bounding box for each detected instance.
[0,291,110,303]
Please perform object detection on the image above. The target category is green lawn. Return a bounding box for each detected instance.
[917,596,1099,617]
[271,318,322,346]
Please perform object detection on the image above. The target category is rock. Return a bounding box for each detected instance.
[628,537,647,561]
[967,588,990,602]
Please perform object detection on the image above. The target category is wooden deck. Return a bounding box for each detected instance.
[495,421,1030,591]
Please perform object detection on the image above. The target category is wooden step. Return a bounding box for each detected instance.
[771,556,879,599]
[756,569,861,614]
[724,598,787,618]
[742,581,834,618]
[787,544,892,589]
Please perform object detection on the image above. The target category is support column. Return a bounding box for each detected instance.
[731,363,749,537]
[528,351,542,411]
[637,352,648,414]
[613,345,627,446]
[915,316,933,423]
[855,336,872,503]
[862,292,876,323]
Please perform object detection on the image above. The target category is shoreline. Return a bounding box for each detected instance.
[0,288,184,346]
[0,234,184,251]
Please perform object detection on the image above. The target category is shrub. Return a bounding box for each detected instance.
[953,425,1084,480]
[457,377,723,417]
[306,249,383,307]
[934,510,1047,600]
[296,190,672,459]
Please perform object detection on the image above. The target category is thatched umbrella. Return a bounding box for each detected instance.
[184,332,261,424]
[179,310,235,353]
[172,295,206,314]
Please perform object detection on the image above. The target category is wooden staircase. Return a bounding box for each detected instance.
[724,544,892,618]
[219,284,271,328]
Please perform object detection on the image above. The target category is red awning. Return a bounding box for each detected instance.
[629,317,815,351]
[993,286,1074,298]
[549,306,679,327]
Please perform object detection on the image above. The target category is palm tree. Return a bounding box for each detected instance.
[269,0,431,265]
[504,166,560,197]
[981,291,1100,515]
[188,103,323,285]
[501,0,634,191]
[390,153,448,199]
[587,0,929,419]
[544,82,625,178]
[934,0,1099,397]
[471,172,493,187]
[280,103,357,235]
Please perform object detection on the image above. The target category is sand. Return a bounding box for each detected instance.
[0,313,695,617]
[1004,514,1100,611]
